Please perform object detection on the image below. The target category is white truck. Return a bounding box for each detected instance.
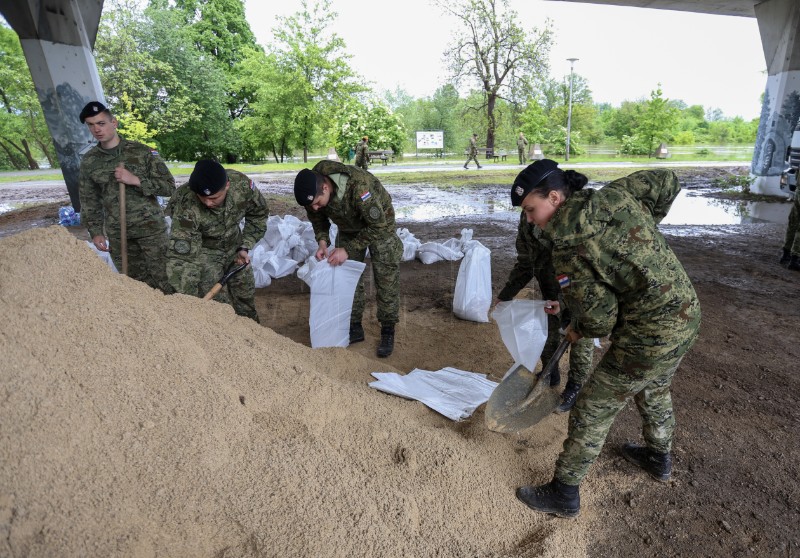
[780,118,800,195]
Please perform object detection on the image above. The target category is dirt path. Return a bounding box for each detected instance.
[1,168,798,557]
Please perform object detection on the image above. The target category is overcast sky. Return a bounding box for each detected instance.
[245,0,767,120]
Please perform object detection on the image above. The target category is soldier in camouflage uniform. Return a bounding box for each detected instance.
[780,190,800,270]
[464,133,482,169]
[516,132,529,165]
[78,101,175,292]
[510,159,701,518]
[355,136,370,170]
[294,160,402,357]
[165,160,269,323]
[497,210,595,413]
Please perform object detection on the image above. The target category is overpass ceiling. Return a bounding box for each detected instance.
[550,0,758,18]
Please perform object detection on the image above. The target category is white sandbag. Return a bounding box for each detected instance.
[85,241,118,273]
[263,252,298,279]
[417,241,464,264]
[453,240,492,322]
[297,257,366,348]
[250,242,272,288]
[369,367,498,421]
[491,300,549,372]
[397,227,421,261]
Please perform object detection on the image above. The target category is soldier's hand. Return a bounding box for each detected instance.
[315,241,328,261]
[326,247,348,266]
[114,163,141,187]
[235,249,250,265]
[544,300,560,314]
[92,235,109,252]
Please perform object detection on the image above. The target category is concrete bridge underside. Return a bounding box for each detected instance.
[0,0,797,202]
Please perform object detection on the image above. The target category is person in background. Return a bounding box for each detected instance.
[517,132,529,165]
[464,133,482,170]
[496,210,595,413]
[78,101,175,292]
[780,188,800,270]
[293,160,402,357]
[165,160,269,323]
[355,136,370,170]
[511,159,701,519]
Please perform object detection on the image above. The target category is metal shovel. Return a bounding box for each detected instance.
[202,262,250,301]
[484,336,571,433]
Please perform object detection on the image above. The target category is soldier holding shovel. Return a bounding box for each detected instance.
[78,101,175,292]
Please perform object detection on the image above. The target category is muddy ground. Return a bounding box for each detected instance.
[1,166,798,557]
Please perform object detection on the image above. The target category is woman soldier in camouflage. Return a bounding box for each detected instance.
[510,159,701,518]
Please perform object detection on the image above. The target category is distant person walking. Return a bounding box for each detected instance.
[355,136,370,170]
[517,132,529,165]
[464,133,482,169]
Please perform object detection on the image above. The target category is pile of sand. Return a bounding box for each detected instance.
[0,227,588,557]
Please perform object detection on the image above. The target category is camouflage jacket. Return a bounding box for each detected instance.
[78,137,175,239]
[306,160,396,253]
[517,136,528,150]
[355,140,369,165]
[544,169,701,357]
[166,170,269,261]
[498,212,559,301]
[469,136,478,156]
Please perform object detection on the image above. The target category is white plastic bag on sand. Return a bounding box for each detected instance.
[369,367,498,421]
[297,257,366,348]
[417,241,463,264]
[453,240,492,322]
[397,227,421,261]
[86,241,118,273]
[491,300,549,373]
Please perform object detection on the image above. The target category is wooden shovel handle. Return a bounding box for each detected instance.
[118,181,128,276]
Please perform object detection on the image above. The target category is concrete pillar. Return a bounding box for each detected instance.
[0,0,105,212]
[751,0,800,196]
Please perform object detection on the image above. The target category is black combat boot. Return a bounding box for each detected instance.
[377,324,395,358]
[788,255,800,271]
[621,443,673,482]
[556,380,582,413]
[516,478,580,518]
[780,248,791,265]
[349,322,365,344]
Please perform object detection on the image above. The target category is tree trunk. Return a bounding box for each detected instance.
[20,139,40,170]
[35,139,56,168]
[0,140,25,170]
[486,93,497,154]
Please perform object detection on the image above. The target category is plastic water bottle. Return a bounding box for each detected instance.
[58,206,81,226]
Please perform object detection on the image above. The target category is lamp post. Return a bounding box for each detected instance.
[565,58,578,162]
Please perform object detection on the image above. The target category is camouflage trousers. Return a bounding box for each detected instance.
[518,148,526,165]
[464,154,480,168]
[109,231,170,293]
[783,193,800,256]
[338,232,402,326]
[167,252,259,323]
[540,313,595,386]
[355,159,369,171]
[554,345,690,486]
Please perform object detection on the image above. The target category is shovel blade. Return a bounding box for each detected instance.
[484,364,560,433]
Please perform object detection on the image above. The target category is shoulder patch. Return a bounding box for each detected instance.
[149,149,160,156]
[360,191,372,202]
[557,274,571,289]
[368,206,381,221]
[249,179,255,190]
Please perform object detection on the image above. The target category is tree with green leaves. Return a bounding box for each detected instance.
[0,23,56,170]
[437,0,552,152]
[638,85,679,157]
[335,102,406,161]
[270,0,365,162]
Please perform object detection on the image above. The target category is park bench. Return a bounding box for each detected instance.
[465,147,505,162]
[367,149,394,165]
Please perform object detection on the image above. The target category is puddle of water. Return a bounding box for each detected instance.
[391,186,791,227]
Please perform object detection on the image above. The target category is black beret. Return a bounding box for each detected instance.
[189,160,228,196]
[511,158,559,206]
[294,169,322,206]
[79,101,109,123]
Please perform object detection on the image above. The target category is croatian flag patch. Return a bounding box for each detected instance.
[149,149,160,156]
[249,179,255,190]
[557,274,571,289]
[360,191,372,202]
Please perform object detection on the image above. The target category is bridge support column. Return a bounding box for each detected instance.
[751,0,800,196]
[1,0,106,212]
